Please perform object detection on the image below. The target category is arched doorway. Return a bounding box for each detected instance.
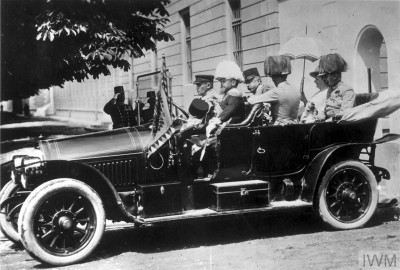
[354,25,388,94]
[354,25,389,135]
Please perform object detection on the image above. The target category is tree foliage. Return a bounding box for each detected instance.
[1,0,174,101]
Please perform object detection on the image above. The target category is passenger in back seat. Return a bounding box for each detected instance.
[243,67,272,96]
[300,66,328,123]
[317,53,355,120]
[247,55,300,125]
[205,60,245,137]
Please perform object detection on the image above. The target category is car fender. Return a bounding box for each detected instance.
[300,143,369,204]
[29,160,140,223]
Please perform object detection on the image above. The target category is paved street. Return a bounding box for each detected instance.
[1,208,399,270]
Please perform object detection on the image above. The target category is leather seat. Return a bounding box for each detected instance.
[226,103,264,127]
[354,93,379,107]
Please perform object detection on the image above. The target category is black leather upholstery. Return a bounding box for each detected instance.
[226,103,263,127]
[354,93,379,107]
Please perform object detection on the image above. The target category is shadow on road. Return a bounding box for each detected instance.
[89,207,398,263]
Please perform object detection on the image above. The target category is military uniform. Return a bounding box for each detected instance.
[316,53,355,119]
[103,86,137,129]
[325,81,355,118]
[185,75,222,127]
[255,85,271,95]
[243,67,271,96]
[219,88,244,123]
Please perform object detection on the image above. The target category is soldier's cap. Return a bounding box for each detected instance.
[193,75,214,84]
[189,98,210,119]
[243,68,260,84]
[264,55,291,77]
[317,53,348,76]
[114,86,125,94]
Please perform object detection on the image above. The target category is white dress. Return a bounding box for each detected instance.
[300,89,328,123]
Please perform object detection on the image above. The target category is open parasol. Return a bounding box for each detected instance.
[279,36,330,100]
[279,36,329,62]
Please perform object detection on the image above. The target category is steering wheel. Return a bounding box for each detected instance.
[171,102,189,121]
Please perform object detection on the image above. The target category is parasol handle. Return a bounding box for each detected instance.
[300,57,307,104]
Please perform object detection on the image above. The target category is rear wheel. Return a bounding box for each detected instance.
[0,181,27,244]
[18,179,105,266]
[317,160,378,230]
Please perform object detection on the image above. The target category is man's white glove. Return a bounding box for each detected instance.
[206,117,222,137]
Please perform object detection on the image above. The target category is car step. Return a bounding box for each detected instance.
[139,200,312,224]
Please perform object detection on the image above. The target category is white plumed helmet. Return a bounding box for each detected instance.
[214,60,244,83]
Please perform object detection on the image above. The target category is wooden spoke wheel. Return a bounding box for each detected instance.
[317,160,378,230]
[18,179,105,266]
[0,181,28,244]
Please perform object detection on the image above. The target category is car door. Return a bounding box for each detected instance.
[251,124,310,176]
[217,127,254,180]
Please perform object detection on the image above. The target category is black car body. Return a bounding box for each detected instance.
[1,92,398,266]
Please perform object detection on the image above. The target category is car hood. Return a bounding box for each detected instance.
[39,126,153,161]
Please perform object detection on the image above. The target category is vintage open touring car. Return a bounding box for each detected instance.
[0,78,399,265]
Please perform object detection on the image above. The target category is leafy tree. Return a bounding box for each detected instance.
[1,0,173,101]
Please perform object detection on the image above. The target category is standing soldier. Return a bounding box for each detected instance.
[104,86,136,129]
[317,53,355,120]
[242,67,271,96]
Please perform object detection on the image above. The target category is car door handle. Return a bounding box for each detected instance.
[257,147,266,154]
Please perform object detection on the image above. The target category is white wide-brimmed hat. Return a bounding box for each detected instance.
[214,60,244,82]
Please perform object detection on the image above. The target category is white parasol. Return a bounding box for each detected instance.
[279,36,329,62]
[279,36,330,100]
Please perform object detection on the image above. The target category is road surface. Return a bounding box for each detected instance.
[1,207,399,270]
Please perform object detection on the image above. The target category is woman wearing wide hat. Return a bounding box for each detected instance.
[247,55,300,125]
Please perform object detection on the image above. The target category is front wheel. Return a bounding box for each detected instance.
[317,160,378,230]
[0,181,27,244]
[18,179,105,266]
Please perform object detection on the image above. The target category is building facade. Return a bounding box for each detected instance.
[46,0,400,133]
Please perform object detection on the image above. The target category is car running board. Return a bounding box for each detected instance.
[138,200,312,225]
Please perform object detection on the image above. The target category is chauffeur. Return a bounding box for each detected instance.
[193,74,222,117]
[242,67,271,95]
[317,53,355,119]
[247,55,300,125]
[103,86,136,129]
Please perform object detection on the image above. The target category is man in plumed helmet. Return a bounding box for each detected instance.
[103,86,137,129]
[206,60,245,136]
[243,67,271,96]
[247,55,300,125]
[317,53,355,119]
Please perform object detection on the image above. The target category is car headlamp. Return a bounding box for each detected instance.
[11,154,44,187]
[12,155,28,169]
[22,156,41,167]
